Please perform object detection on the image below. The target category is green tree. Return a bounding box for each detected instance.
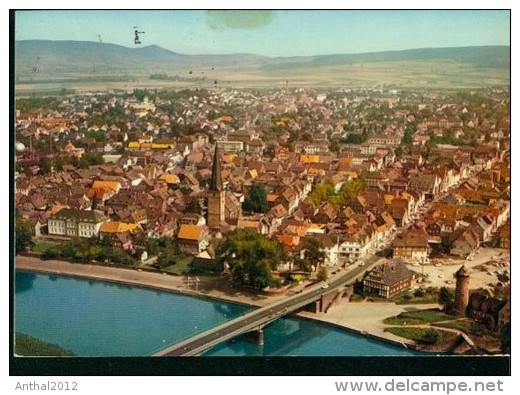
[78,151,105,169]
[108,248,137,265]
[340,177,366,202]
[146,237,177,256]
[306,181,335,208]
[394,146,403,158]
[422,328,441,345]
[402,129,414,145]
[301,237,326,271]
[156,253,178,269]
[186,199,202,215]
[39,157,53,174]
[216,229,286,289]
[345,133,368,144]
[242,184,268,213]
[54,156,67,172]
[293,257,311,273]
[15,216,34,254]
[317,266,329,282]
[438,287,454,311]
[401,121,417,146]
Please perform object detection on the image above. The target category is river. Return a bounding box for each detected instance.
[14,271,422,357]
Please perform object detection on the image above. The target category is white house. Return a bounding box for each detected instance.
[48,208,107,238]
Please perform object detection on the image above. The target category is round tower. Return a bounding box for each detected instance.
[454,265,470,316]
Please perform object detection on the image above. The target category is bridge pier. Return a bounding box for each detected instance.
[244,329,264,346]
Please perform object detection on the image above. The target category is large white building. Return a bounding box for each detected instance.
[48,208,107,239]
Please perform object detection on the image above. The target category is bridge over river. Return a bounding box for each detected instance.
[154,256,382,356]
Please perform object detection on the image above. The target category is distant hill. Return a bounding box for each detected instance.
[15,40,269,75]
[266,46,510,69]
[14,40,510,89]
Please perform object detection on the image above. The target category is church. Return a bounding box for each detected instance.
[207,144,241,228]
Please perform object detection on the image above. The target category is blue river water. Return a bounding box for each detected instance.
[14,271,423,357]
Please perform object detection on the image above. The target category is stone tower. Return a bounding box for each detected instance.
[207,144,225,228]
[454,265,470,316]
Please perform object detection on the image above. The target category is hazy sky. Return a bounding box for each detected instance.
[14,10,510,57]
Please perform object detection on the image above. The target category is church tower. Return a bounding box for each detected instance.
[454,265,470,316]
[207,144,225,228]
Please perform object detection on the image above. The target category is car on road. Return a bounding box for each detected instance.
[321,283,329,289]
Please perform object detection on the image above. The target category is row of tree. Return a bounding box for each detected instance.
[306,178,366,210]
[39,151,105,174]
[40,237,137,266]
[15,215,34,254]
[216,229,286,289]
[215,229,329,290]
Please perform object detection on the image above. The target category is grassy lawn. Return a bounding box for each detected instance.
[384,327,456,344]
[433,319,497,338]
[31,242,56,253]
[395,294,440,304]
[15,333,76,356]
[383,309,456,326]
[160,255,194,275]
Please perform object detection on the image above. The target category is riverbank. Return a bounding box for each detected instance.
[15,255,291,308]
[15,255,436,352]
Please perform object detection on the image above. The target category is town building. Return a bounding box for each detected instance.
[466,293,509,332]
[177,224,209,255]
[392,229,429,261]
[363,258,414,298]
[48,208,107,238]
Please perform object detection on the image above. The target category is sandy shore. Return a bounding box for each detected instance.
[15,255,440,351]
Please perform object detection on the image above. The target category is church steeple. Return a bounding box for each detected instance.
[210,143,222,191]
[207,143,225,228]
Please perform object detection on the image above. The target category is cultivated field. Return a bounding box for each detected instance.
[14,59,510,95]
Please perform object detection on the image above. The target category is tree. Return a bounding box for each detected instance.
[242,184,268,213]
[306,181,335,208]
[156,253,177,269]
[78,151,105,169]
[39,157,53,174]
[438,287,454,311]
[109,248,137,265]
[301,237,326,271]
[54,156,67,172]
[423,328,441,345]
[15,216,34,254]
[216,229,286,289]
[317,266,329,282]
[340,178,366,202]
[146,237,177,256]
[186,199,202,215]
[402,129,414,145]
[401,121,417,146]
